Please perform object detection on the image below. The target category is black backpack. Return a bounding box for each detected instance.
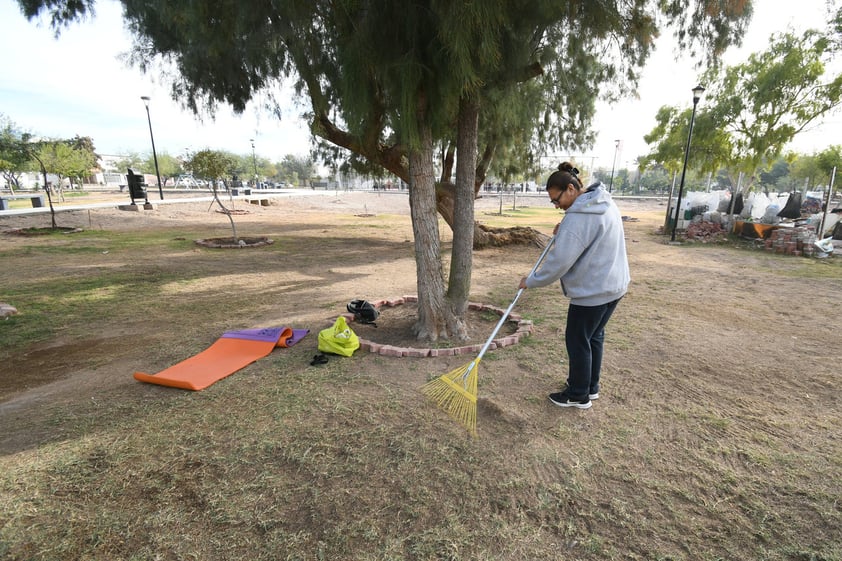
[347,300,379,326]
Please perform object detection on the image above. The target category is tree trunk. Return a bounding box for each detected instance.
[226,211,239,243]
[5,176,16,195]
[408,118,448,342]
[440,142,455,183]
[211,187,239,243]
[446,97,479,340]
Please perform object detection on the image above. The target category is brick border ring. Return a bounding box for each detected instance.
[194,236,274,248]
[342,295,533,357]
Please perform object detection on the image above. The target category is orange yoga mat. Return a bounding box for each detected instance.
[133,327,309,391]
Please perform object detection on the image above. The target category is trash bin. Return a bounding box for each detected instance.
[126,168,148,204]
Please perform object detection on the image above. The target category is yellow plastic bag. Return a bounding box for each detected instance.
[317,316,360,357]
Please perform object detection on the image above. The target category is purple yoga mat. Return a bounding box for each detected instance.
[221,327,310,345]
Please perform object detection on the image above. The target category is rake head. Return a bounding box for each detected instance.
[421,359,479,437]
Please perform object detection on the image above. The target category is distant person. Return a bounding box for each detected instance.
[519,162,630,409]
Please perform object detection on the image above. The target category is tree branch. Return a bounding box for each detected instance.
[313,111,408,181]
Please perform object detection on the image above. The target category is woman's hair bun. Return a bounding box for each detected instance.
[558,162,580,175]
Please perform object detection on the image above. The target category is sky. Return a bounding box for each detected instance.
[1,0,839,171]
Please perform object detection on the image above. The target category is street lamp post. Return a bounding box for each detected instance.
[670,85,705,242]
[140,96,164,200]
[608,139,620,192]
[250,139,258,188]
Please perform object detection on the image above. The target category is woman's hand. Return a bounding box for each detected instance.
[553,222,560,235]
[519,276,529,289]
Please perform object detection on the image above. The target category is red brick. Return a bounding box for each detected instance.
[517,320,533,330]
[379,345,403,357]
[494,336,518,348]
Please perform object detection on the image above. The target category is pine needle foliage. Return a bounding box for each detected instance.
[18,0,754,166]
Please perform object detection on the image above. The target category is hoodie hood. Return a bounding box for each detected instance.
[567,182,612,215]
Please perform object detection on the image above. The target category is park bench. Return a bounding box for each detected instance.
[0,193,46,211]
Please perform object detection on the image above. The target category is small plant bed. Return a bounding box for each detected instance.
[350,296,533,357]
[194,236,274,248]
[214,208,251,215]
[4,227,83,236]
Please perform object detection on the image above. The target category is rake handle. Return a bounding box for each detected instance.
[472,236,556,363]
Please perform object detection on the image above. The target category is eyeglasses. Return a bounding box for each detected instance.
[550,192,564,206]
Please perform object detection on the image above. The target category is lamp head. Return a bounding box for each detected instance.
[692,85,705,102]
[140,96,150,108]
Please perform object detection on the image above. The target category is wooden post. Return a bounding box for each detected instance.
[818,167,836,239]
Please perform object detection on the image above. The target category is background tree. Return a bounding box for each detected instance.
[67,135,99,184]
[35,141,91,201]
[142,151,182,185]
[757,157,793,193]
[811,145,842,190]
[21,135,62,228]
[613,169,631,193]
[187,149,240,242]
[644,29,842,197]
[113,152,145,177]
[221,152,254,186]
[0,115,30,192]
[637,164,672,194]
[278,154,315,187]
[254,156,274,185]
[789,145,842,192]
[640,106,731,180]
[16,0,752,341]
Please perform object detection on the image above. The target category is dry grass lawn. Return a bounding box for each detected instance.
[0,190,840,560]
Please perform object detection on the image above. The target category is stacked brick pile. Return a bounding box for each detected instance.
[765,226,817,257]
[685,220,726,242]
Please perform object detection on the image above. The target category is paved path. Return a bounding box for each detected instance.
[0,188,349,217]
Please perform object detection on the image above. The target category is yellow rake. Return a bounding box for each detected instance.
[422,237,556,436]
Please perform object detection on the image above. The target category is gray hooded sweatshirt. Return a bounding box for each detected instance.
[525,182,630,306]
